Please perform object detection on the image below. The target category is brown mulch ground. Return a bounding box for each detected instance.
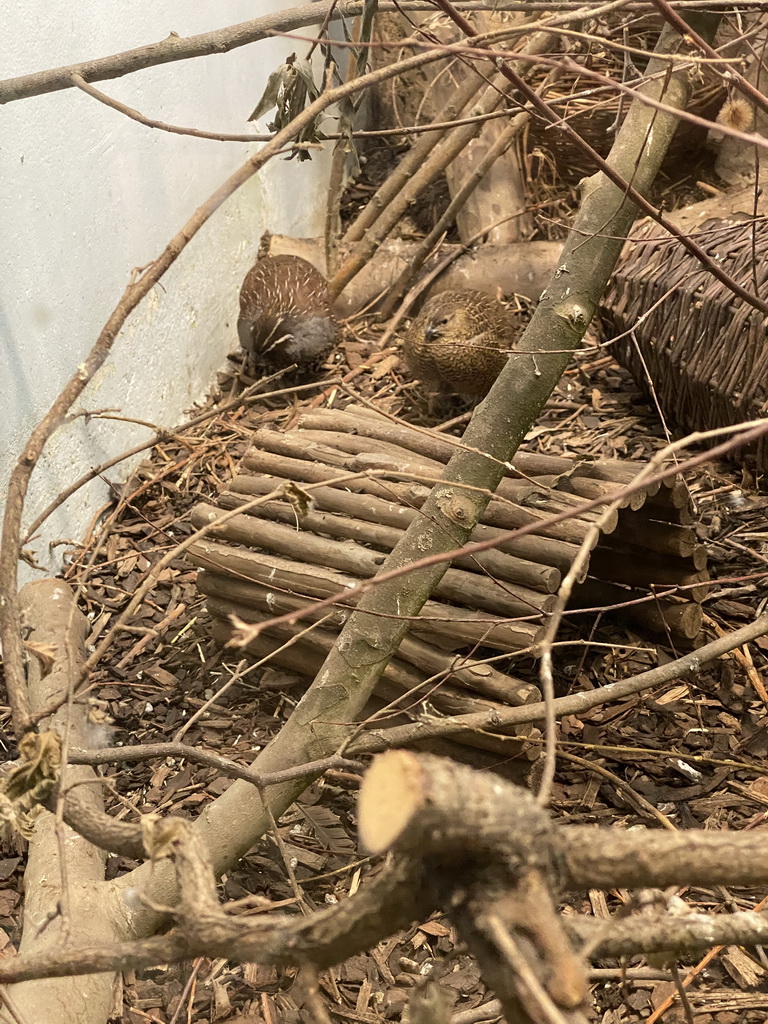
[2,327,768,1023]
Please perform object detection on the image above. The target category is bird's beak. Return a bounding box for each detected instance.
[425,322,437,341]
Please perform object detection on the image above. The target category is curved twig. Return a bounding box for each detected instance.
[349,606,768,752]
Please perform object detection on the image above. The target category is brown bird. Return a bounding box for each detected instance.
[403,289,514,396]
[237,254,337,371]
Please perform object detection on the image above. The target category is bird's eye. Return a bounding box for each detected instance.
[439,316,450,325]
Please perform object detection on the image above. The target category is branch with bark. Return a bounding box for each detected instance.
[0,2,503,104]
[5,751,768,1024]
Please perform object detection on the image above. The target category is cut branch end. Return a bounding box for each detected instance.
[358,749,424,854]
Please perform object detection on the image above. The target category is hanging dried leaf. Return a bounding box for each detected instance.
[248,63,293,124]
[247,53,325,162]
[291,57,321,102]
[3,732,61,804]
[0,732,61,841]
[282,481,314,519]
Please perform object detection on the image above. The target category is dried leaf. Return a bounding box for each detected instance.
[20,548,45,571]
[226,612,261,648]
[23,640,57,678]
[141,813,189,860]
[246,53,325,161]
[298,803,356,854]
[247,63,292,123]
[291,57,320,100]
[282,481,314,519]
[4,732,61,803]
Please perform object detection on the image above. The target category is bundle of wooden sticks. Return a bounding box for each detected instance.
[186,406,706,759]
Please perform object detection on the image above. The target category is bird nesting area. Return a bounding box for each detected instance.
[600,216,768,476]
[525,68,723,190]
[186,406,706,759]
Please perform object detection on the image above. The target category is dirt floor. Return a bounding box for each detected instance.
[2,323,768,1024]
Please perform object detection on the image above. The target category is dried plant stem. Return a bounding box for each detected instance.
[71,73,277,144]
[534,417,712,804]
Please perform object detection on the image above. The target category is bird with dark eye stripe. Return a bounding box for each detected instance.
[403,289,516,397]
[237,254,337,372]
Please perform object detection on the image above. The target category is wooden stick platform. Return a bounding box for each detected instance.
[187,406,707,754]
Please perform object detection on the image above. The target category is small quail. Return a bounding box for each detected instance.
[237,254,337,371]
[403,289,514,396]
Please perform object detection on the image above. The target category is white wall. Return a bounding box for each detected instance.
[1,3,333,583]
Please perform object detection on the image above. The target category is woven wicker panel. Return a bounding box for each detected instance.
[599,216,768,473]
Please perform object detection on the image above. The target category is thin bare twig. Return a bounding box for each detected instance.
[68,743,364,787]
[349,605,768,753]
[72,71,524,144]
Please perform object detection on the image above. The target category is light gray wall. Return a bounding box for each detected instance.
[1,2,332,582]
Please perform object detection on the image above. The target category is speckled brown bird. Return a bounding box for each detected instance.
[403,289,514,396]
[237,254,337,371]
